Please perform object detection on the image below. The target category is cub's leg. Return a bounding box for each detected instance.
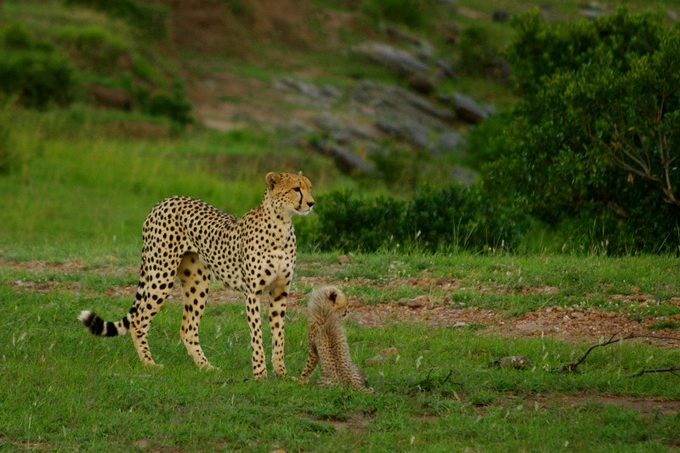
[130,255,180,366]
[299,343,319,384]
[269,282,290,377]
[178,252,214,369]
[315,332,341,387]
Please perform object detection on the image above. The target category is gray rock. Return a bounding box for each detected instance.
[355,41,429,78]
[486,356,533,369]
[273,78,341,106]
[354,82,454,131]
[310,140,374,174]
[492,10,510,22]
[314,112,381,144]
[375,116,430,148]
[439,92,490,124]
[436,59,457,79]
[436,131,467,155]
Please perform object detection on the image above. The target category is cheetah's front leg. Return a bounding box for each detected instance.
[246,292,268,379]
[269,284,290,377]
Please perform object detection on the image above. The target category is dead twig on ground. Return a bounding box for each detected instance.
[560,333,680,374]
[625,366,680,378]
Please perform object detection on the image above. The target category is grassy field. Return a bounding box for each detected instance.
[0,78,678,453]
[1,1,680,451]
[1,252,679,452]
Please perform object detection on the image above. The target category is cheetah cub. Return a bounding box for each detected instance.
[299,286,373,392]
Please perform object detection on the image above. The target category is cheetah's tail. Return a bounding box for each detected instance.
[78,310,130,337]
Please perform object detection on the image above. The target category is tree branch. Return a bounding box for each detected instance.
[560,333,680,373]
[625,366,680,378]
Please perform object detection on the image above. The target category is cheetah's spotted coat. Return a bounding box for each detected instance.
[79,172,314,379]
[299,286,373,392]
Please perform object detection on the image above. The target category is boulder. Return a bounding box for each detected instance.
[355,41,429,79]
[310,140,374,174]
[354,81,455,130]
[436,131,467,156]
[492,10,511,22]
[273,78,341,105]
[375,116,429,148]
[439,92,489,124]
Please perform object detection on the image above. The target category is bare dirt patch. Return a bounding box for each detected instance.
[3,257,679,344]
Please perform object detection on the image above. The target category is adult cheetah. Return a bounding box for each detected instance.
[79,172,314,379]
[299,286,373,392]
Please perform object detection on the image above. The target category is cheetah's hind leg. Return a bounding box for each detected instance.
[128,255,180,367]
[178,253,215,370]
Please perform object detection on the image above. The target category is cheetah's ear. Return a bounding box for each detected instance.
[298,171,304,176]
[329,290,337,303]
[266,172,280,190]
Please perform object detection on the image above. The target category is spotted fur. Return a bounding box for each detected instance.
[299,286,373,392]
[79,172,314,379]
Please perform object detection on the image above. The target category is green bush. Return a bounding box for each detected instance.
[0,50,77,108]
[2,22,34,49]
[63,0,168,38]
[0,23,78,109]
[141,81,193,125]
[57,25,128,72]
[477,8,680,253]
[297,184,526,253]
[458,25,498,77]
[361,0,430,29]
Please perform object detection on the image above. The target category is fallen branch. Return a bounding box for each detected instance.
[625,366,680,378]
[560,333,680,373]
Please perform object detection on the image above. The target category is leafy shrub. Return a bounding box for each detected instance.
[63,0,169,38]
[57,25,128,72]
[297,184,526,253]
[0,23,79,109]
[2,22,34,49]
[361,0,430,29]
[0,51,77,108]
[141,81,193,125]
[458,25,499,77]
[478,8,680,253]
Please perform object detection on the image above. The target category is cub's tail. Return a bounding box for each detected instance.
[78,310,131,337]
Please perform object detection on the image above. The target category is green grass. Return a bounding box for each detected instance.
[1,257,679,451]
[1,2,679,450]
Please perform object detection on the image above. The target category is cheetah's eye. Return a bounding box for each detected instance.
[293,187,302,193]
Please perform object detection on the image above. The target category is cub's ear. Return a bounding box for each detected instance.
[298,171,304,176]
[266,172,280,190]
[328,290,337,303]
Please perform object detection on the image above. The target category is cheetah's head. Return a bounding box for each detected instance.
[309,286,349,318]
[265,172,315,216]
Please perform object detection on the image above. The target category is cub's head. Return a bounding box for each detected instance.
[265,172,314,216]
[308,286,349,318]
